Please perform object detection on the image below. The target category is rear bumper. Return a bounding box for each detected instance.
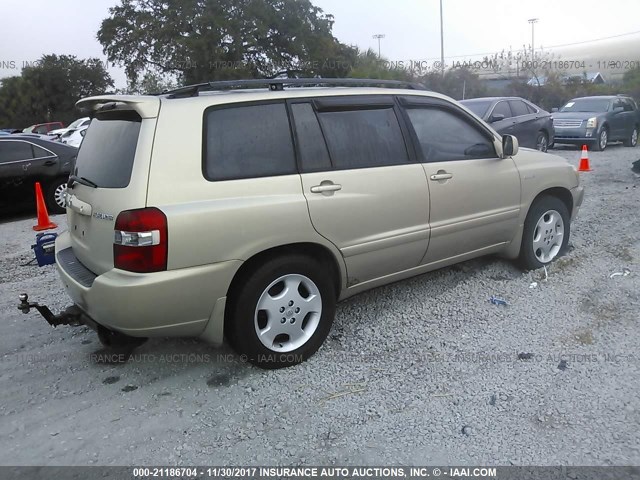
[55,231,241,344]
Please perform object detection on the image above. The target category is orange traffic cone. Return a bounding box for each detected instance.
[33,182,57,231]
[578,145,592,172]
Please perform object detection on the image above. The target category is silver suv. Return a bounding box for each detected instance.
[44,78,583,368]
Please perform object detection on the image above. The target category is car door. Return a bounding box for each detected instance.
[486,100,516,137]
[398,97,521,266]
[0,140,37,182]
[609,99,627,139]
[509,99,540,148]
[291,96,431,284]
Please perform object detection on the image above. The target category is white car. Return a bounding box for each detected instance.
[61,125,88,148]
[50,117,91,138]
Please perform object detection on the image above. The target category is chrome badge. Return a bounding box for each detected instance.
[93,212,114,221]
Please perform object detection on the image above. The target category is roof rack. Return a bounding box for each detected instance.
[163,78,425,99]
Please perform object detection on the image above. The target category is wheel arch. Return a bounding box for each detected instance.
[502,186,573,260]
[226,242,344,304]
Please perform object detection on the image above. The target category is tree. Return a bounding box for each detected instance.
[98,0,356,85]
[0,55,114,128]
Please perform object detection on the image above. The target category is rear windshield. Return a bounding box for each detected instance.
[560,99,610,113]
[75,110,141,188]
[460,100,492,118]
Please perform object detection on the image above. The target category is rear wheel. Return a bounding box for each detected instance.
[518,196,570,270]
[623,126,638,147]
[226,254,336,369]
[535,131,548,152]
[593,126,608,151]
[45,178,68,214]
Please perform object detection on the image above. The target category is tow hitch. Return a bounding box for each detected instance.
[17,293,83,327]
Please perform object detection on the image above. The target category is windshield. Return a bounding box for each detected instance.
[75,110,141,188]
[68,118,86,129]
[460,100,493,118]
[560,99,610,113]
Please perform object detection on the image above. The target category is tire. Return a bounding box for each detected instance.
[518,195,570,271]
[97,326,148,348]
[45,178,68,214]
[535,131,549,152]
[593,126,608,152]
[623,125,638,147]
[225,254,336,369]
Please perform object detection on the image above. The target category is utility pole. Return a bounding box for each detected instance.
[528,18,538,61]
[372,34,385,58]
[440,0,445,74]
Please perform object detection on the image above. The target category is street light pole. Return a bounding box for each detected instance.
[372,34,385,58]
[440,0,445,73]
[528,18,538,61]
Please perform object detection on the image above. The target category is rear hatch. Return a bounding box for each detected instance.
[66,96,160,275]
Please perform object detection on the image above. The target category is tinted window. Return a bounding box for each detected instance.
[34,126,48,134]
[406,107,496,162]
[204,103,296,181]
[291,103,332,172]
[32,144,54,159]
[460,100,493,118]
[509,100,529,117]
[0,141,33,163]
[316,107,409,169]
[492,101,512,119]
[525,102,538,114]
[75,110,141,188]
[622,99,635,112]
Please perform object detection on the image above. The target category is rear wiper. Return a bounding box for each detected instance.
[68,175,98,188]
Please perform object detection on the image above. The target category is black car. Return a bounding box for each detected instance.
[551,95,639,151]
[0,136,77,214]
[460,97,555,152]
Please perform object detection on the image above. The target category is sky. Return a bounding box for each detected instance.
[1,0,639,88]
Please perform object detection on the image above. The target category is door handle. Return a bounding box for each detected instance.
[44,160,56,166]
[430,172,453,181]
[310,182,342,194]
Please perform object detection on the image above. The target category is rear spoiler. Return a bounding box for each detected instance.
[75,95,160,119]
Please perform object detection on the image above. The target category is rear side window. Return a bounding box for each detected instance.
[316,107,409,170]
[32,145,54,159]
[0,141,33,162]
[406,107,496,162]
[75,110,141,188]
[290,103,332,173]
[204,102,296,181]
[509,100,529,117]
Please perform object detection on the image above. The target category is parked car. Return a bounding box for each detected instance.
[49,117,91,138]
[24,78,583,369]
[460,97,555,152]
[61,125,88,148]
[23,122,65,134]
[0,136,77,213]
[552,95,640,151]
[1,128,22,134]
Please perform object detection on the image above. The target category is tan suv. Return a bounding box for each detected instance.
[23,79,584,368]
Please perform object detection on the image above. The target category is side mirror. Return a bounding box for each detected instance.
[502,134,519,157]
[489,113,505,123]
[551,107,559,113]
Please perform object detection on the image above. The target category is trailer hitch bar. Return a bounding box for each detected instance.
[17,293,83,327]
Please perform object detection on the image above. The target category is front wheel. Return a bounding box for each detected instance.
[45,178,68,214]
[518,196,570,270]
[226,254,336,369]
[593,127,608,151]
[623,126,638,147]
[535,131,548,152]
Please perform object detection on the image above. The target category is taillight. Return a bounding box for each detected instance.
[114,207,168,273]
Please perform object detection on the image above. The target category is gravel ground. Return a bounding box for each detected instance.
[0,145,639,467]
